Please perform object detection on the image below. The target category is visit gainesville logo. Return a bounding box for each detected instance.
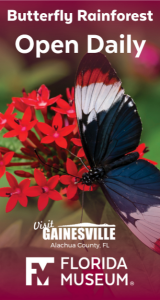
[34,221,116,249]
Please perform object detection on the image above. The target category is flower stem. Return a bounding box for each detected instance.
[22,138,37,149]
[21,200,55,247]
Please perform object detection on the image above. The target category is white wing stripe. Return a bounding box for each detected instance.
[94,84,113,112]
[88,82,104,113]
[85,84,96,114]
[75,85,82,120]
[87,109,97,124]
[97,82,121,113]
[82,86,88,114]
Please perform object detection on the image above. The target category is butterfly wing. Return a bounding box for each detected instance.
[99,159,160,253]
[75,53,142,167]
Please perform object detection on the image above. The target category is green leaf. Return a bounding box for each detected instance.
[0,128,22,153]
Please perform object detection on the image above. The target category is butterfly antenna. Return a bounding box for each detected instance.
[66,149,89,171]
[34,149,80,178]
[80,185,88,252]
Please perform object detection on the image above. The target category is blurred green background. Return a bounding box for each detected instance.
[0,1,160,248]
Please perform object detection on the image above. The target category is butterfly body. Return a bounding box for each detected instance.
[81,166,105,186]
[81,152,140,186]
[75,52,160,254]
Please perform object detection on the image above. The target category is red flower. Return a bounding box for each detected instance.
[3,107,37,142]
[0,151,14,178]
[0,104,16,131]
[12,89,29,112]
[60,158,94,200]
[0,172,30,212]
[71,138,85,157]
[27,169,62,211]
[14,170,34,178]
[66,87,74,102]
[21,85,61,110]
[51,87,76,118]
[38,113,75,148]
[134,143,157,165]
[60,187,81,209]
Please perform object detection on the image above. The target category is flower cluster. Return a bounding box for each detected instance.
[0,84,157,213]
[0,85,95,212]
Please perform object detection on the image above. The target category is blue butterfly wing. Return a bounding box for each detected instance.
[75,53,142,167]
[99,159,160,253]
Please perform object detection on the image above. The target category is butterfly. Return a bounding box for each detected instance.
[74,52,160,254]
